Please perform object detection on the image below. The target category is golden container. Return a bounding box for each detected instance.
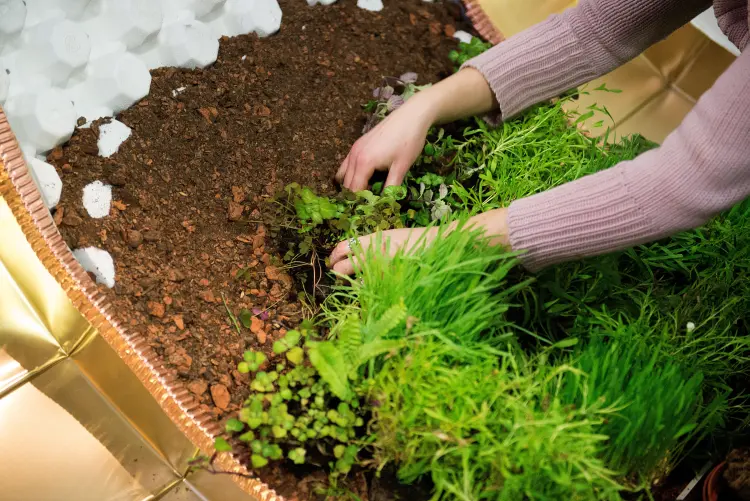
[0,2,737,500]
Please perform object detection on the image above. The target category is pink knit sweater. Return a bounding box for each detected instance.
[464,0,750,270]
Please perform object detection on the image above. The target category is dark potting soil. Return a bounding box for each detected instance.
[50,0,460,498]
[725,448,750,500]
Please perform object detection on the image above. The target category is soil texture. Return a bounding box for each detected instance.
[51,0,460,498]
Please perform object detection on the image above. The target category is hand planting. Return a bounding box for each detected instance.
[212,39,750,499]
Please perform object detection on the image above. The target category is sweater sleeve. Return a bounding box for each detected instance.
[462,0,710,120]
[507,49,750,271]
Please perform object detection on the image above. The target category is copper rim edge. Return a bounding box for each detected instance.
[0,109,282,501]
[462,0,505,45]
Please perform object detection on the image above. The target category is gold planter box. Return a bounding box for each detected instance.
[0,2,737,500]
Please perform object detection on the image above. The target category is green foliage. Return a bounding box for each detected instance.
[326,222,531,354]
[222,64,750,498]
[368,340,623,501]
[558,334,728,484]
[448,38,493,69]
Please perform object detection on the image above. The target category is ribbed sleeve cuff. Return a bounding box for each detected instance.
[461,13,600,120]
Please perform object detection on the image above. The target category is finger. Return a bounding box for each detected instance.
[385,161,408,187]
[329,239,351,266]
[335,153,350,184]
[343,156,357,189]
[332,258,356,276]
[349,164,373,192]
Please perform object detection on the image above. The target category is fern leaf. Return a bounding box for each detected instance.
[365,300,408,342]
[339,314,363,362]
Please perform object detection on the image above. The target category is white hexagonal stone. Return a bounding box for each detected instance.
[15,19,91,86]
[82,180,112,218]
[158,20,219,69]
[69,52,151,121]
[27,158,62,209]
[8,88,76,153]
[0,66,8,104]
[97,119,132,157]
[82,0,163,49]
[208,0,281,38]
[357,0,383,12]
[73,247,116,288]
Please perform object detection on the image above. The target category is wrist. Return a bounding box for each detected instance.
[468,208,510,249]
[407,88,441,131]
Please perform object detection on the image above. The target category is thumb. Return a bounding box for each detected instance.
[385,161,409,187]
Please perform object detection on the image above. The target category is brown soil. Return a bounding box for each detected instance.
[51,0,459,498]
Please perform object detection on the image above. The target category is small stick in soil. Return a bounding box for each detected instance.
[221,292,242,335]
[188,453,259,481]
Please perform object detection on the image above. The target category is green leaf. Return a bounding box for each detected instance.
[286,346,304,365]
[551,338,579,349]
[289,447,307,465]
[352,339,405,370]
[238,309,252,329]
[251,454,269,468]
[237,362,250,373]
[214,437,232,452]
[673,423,698,439]
[383,185,407,200]
[307,341,352,400]
[273,340,288,354]
[574,110,595,125]
[225,418,245,433]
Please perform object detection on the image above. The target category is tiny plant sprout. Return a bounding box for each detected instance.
[286,346,304,365]
[251,455,268,468]
[214,437,232,452]
[225,418,245,433]
[380,85,394,100]
[273,330,302,354]
[289,447,307,465]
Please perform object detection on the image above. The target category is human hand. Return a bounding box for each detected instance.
[335,95,433,192]
[329,227,434,275]
[328,207,510,275]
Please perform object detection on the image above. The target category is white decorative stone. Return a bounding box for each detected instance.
[6,88,76,153]
[68,52,151,122]
[80,0,164,50]
[162,0,226,23]
[27,158,62,209]
[453,30,473,44]
[307,0,337,5]
[0,0,27,55]
[207,0,282,38]
[0,0,282,154]
[14,19,91,86]
[97,120,132,157]
[0,66,8,104]
[139,20,219,70]
[357,0,383,12]
[82,180,113,218]
[73,247,116,288]
[172,86,186,97]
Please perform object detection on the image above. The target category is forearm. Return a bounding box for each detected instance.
[402,68,495,131]
[508,50,750,271]
[463,0,710,120]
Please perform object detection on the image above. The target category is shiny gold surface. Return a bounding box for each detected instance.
[0,104,277,501]
[0,3,738,500]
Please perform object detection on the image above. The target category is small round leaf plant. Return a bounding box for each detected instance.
[213,321,365,475]
[362,72,432,133]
